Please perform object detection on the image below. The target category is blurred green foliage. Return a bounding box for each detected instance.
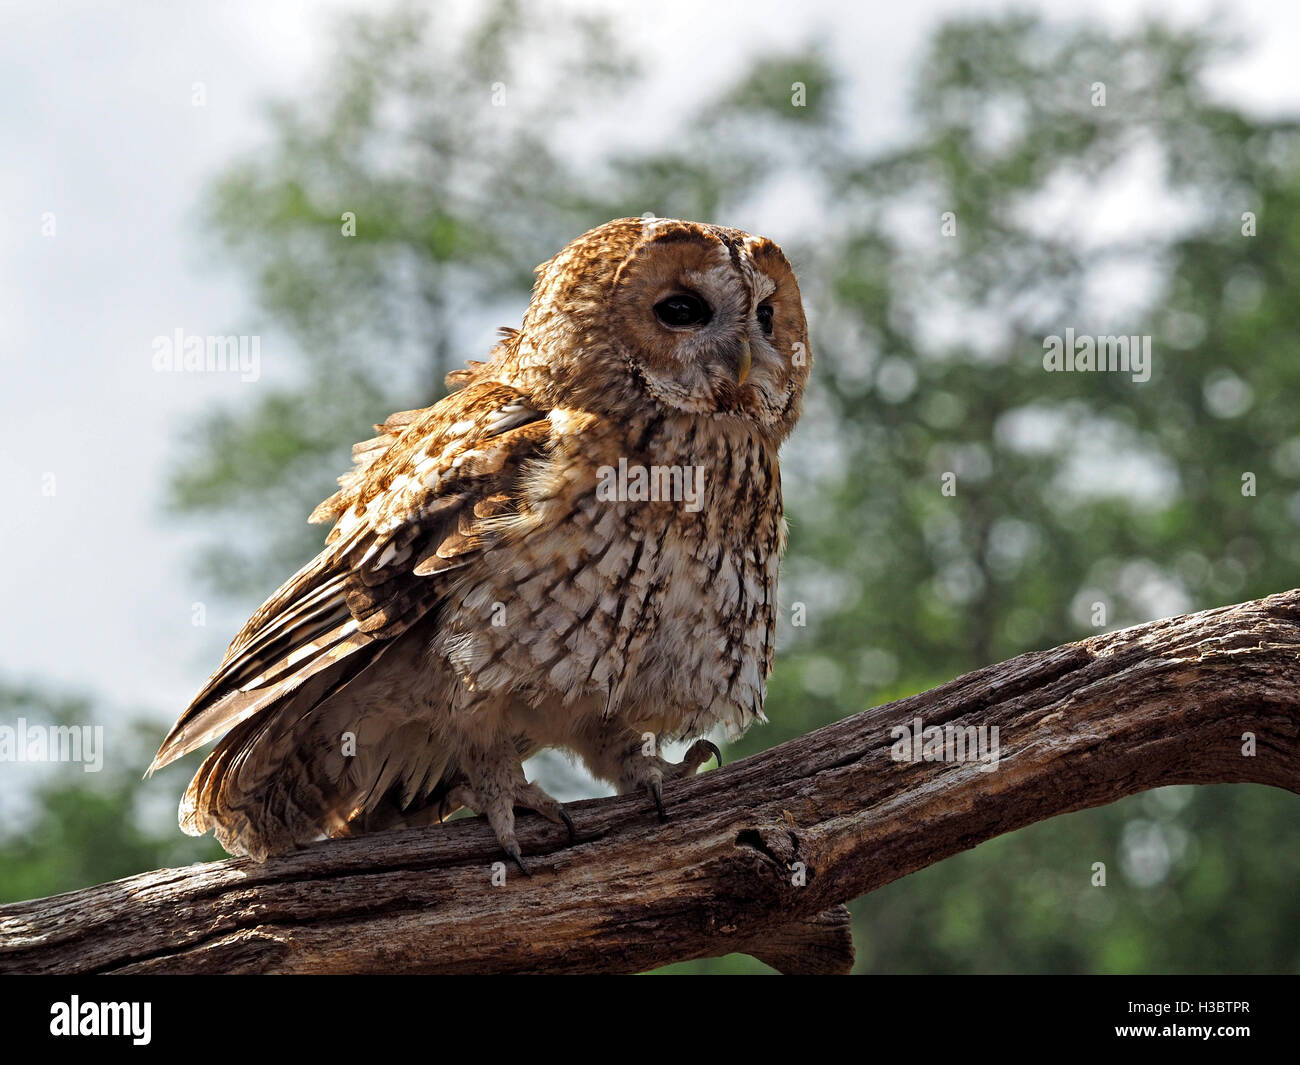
[0,685,223,905]
[4,1,1297,973]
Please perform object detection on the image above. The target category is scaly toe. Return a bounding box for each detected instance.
[514,780,575,842]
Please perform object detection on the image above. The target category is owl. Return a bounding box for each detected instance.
[150,217,812,871]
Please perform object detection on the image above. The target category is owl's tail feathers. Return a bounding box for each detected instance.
[346,780,463,836]
[165,631,454,868]
[177,714,347,861]
[175,691,457,861]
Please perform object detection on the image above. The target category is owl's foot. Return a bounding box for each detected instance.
[618,739,722,822]
[439,776,574,877]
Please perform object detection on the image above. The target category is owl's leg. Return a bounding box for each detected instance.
[574,726,722,821]
[437,740,574,875]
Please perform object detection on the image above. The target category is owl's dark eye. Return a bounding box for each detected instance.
[756,303,774,336]
[653,292,712,328]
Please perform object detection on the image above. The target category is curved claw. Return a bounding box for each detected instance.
[559,807,577,843]
[505,842,532,878]
[650,778,668,822]
[702,740,723,769]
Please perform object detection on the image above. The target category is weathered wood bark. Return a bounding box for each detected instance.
[3,589,1298,975]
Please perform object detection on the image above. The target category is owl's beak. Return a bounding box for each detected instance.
[736,338,752,386]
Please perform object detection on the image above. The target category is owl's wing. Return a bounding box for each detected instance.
[148,380,550,773]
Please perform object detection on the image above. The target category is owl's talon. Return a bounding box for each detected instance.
[650,778,668,822]
[505,842,532,877]
[513,780,573,844]
[616,737,721,822]
[559,807,577,843]
[438,766,568,867]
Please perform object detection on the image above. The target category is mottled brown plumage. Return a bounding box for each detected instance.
[150,217,812,866]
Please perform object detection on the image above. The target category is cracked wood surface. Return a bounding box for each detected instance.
[2,589,1298,974]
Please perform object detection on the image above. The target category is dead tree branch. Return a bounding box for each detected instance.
[3,589,1298,974]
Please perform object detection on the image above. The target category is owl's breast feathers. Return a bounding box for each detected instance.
[438,407,785,741]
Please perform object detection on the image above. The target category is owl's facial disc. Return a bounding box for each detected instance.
[608,221,810,437]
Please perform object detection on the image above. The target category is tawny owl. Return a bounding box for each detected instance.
[150,216,812,871]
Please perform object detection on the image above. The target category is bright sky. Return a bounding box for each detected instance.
[1,0,1298,734]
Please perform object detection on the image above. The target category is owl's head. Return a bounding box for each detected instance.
[518,217,812,443]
